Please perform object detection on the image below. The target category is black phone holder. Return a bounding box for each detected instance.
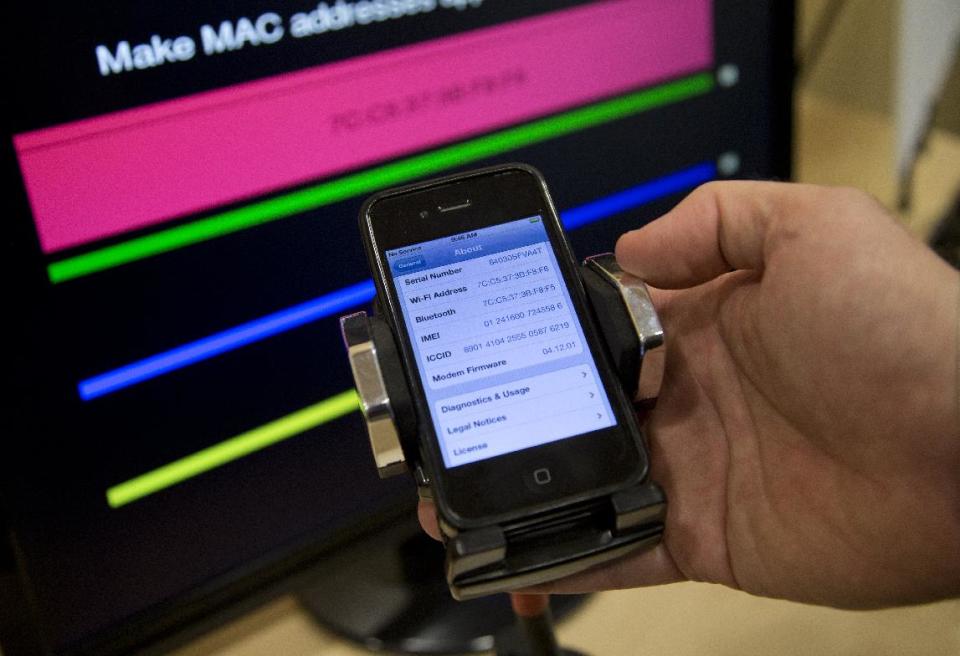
[340,253,667,600]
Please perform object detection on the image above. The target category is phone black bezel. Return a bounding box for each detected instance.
[360,164,648,528]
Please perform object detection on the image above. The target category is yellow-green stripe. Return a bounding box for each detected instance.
[106,389,359,508]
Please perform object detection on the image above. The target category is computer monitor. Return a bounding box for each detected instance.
[1,1,792,653]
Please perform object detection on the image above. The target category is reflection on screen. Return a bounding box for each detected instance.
[387,217,616,467]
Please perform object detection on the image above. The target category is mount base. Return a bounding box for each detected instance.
[297,516,586,654]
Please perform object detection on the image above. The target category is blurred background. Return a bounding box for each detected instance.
[796,0,960,245]
[1,2,958,655]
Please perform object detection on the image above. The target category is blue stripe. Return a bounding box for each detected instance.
[79,280,376,400]
[562,162,716,230]
[78,162,714,401]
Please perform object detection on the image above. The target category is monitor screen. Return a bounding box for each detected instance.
[1,1,791,652]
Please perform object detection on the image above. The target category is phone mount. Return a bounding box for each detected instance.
[340,253,667,600]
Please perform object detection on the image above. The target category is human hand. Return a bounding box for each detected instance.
[420,181,960,608]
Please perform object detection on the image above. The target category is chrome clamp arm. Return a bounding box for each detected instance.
[340,311,407,478]
[582,253,665,403]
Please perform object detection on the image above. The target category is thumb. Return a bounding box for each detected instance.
[615,180,799,288]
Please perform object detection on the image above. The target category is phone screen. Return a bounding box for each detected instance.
[385,215,617,468]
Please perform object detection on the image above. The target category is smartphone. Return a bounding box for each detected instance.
[359,164,650,530]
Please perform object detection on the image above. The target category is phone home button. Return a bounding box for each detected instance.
[524,466,555,492]
[533,468,552,485]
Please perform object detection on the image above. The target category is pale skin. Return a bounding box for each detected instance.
[419,181,960,609]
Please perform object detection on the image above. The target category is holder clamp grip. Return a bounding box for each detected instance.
[340,253,667,599]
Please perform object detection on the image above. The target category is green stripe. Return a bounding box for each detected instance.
[106,389,359,508]
[50,72,714,283]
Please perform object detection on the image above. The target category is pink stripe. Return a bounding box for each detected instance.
[15,0,712,254]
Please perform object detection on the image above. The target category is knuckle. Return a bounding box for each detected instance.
[833,186,885,212]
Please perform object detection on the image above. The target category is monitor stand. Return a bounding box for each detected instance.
[297,515,586,654]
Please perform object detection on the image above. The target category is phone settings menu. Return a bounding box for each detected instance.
[386,216,616,468]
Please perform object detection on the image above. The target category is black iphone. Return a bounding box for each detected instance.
[359,163,654,536]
